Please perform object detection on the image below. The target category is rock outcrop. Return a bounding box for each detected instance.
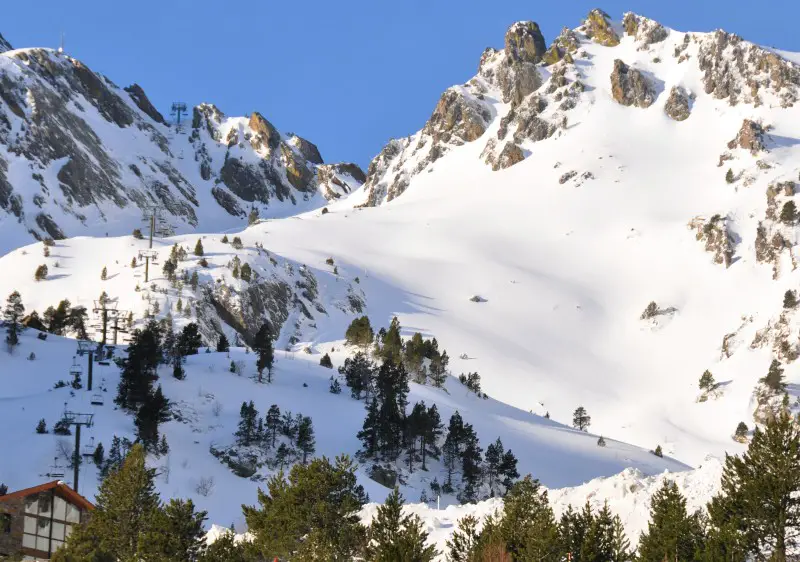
[581,9,620,47]
[543,28,580,65]
[727,119,765,154]
[698,30,800,107]
[316,163,366,199]
[610,59,655,108]
[0,32,12,53]
[288,135,324,165]
[688,214,735,267]
[622,13,668,47]
[424,89,491,145]
[497,22,545,106]
[664,86,691,121]
[124,84,166,124]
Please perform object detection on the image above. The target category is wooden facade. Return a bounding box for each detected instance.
[0,481,93,561]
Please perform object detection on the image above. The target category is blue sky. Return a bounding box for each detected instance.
[3,0,798,169]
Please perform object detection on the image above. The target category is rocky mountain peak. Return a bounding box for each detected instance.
[610,59,655,108]
[581,8,620,47]
[248,111,281,153]
[622,13,668,47]
[504,21,547,65]
[0,32,11,53]
[124,83,166,124]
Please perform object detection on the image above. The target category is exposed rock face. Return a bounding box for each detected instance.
[727,119,765,154]
[543,28,580,65]
[0,32,12,53]
[248,112,281,153]
[688,215,735,267]
[482,139,525,171]
[622,13,668,47]
[664,86,691,121]
[280,143,314,192]
[316,163,366,199]
[124,84,166,124]
[425,89,490,145]
[288,135,323,165]
[698,30,800,107]
[581,9,620,47]
[504,21,547,64]
[610,59,655,108]
[497,22,545,106]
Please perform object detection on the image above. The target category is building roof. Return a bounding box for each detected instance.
[0,481,94,511]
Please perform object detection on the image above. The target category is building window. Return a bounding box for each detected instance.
[0,513,10,533]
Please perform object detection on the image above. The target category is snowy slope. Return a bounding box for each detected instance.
[2,8,800,549]
[0,47,364,254]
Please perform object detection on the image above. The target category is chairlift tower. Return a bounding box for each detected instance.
[61,408,94,494]
[76,340,96,391]
[171,102,188,133]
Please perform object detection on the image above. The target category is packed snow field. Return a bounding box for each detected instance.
[1,7,800,554]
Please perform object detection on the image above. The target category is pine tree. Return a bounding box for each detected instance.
[499,448,519,495]
[231,236,243,250]
[329,376,342,394]
[785,290,798,309]
[707,409,800,560]
[558,503,593,561]
[177,323,203,356]
[699,369,717,391]
[239,262,252,282]
[134,385,171,453]
[761,359,787,393]
[653,445,663,457]
[499,476,559,560]
[253,323,274,383]
[194,239,204,257]
[101,266,107,280]
[379,316,403,364]
[339,352,376,401]
[265,404,281,449]
[115,321,162,411]
[34,264,48,281]
[345,316,374,349]
[458,425,483,504]
[199,530,249,562]
[429,350,449,388]
[582,502,616,562]
[421,404,443,471]
[248,207,259,225]
[221,234,229,244]
[485,438,504,497]
[243,455,368,560]
[93,442,105,467]
[172,354,185,380]
[573,406,591,431]
[725,168,735,184]
[53,444,161,562]
[69,305,89,339]
[443,412,466,490]
[216,333,230,352]
[235,401,259,447]
[319,352,333,369]
[372,358,410,461]
[405,402,427,473]
[357,398,380,459]
[296,416,316,464]
[35,419,47,434]
[637,480,706,561]
[138,498,208,561]
[447,514,480,562]
[734,421,749,440]
[190,271,199,290]
[609,514,632,561]
[366,487,437,562]
[4,291,25,352]
[597,435,607,447]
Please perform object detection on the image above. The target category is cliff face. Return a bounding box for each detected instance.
[0,47,364,252]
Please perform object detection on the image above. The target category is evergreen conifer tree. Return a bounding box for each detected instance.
[761,359,787,393]
[93,442,105,467]
[138,498,208,561]
[194,239,204,257]
[253,323,274,383]
[447,514,480,562]
[699,369,717,391]
[177,323,203,356]
[784,290,798,309]
[319,352,333,368]
[134,385,171,453]
[115,321,162,411]
[637,480,706,561]
[296,416,316,464]
[329,376,342,394]
[265,404,281,449]
[573,406,591,431]
[216,333,230,353]
[235,401,259,447]
[366,487,437,562]
[345,316,374,349]
[4,290,25,352]
[458,425,483,504]
[339,352,375,400]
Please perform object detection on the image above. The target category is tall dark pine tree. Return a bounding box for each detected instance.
[379,316,403,364]
[429,350,449,388]
[265,404,281,449]
[253,322,274,383]
[458,424,482,504]
[373,359,409,461]
[573,406,591,431]
[637,480,706,561]
[485,438,505,497]
[443,411,466,490]
[357,398,380,459]
[69,305,89,340]
[216,333,230,353]
[116,321,163,411]
[296,416,316,464]
[177,323,203,356]
[420,404,443,471]
[134,385,171,453]
[138,498,208,562]
[405,402,427,473]
[339,352,376,401]
[235,401,259,447]
[4,290,25,352]
[761,359,787,393]
[707,409,800,560]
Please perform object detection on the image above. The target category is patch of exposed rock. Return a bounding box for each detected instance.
[581,9,620,47]
[316,163,366,199]
[0,32,13,53]
[664,86,691,121]
[727,119,765,154]
[124,84,166,124]
[688,214,735,267]
[481,139,524,171]
[610,59,655,108]
[287,134,323,165]
[622,13,668,48]
[698,30,800,107]
[543,28,580,65]
[424,89,490,145]
[497,22,545,106]
[248,112,281,153]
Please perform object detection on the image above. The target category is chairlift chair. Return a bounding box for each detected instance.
[82,437,96,458]
[46,457,65,479]
[90,393,104,406]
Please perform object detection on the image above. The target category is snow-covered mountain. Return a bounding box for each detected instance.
[2,7,800,549]
[0,45,365,254]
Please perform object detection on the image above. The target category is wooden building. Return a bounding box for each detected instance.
[0,481,93,561]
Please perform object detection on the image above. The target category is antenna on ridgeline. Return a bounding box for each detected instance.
[57,32,65,54]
